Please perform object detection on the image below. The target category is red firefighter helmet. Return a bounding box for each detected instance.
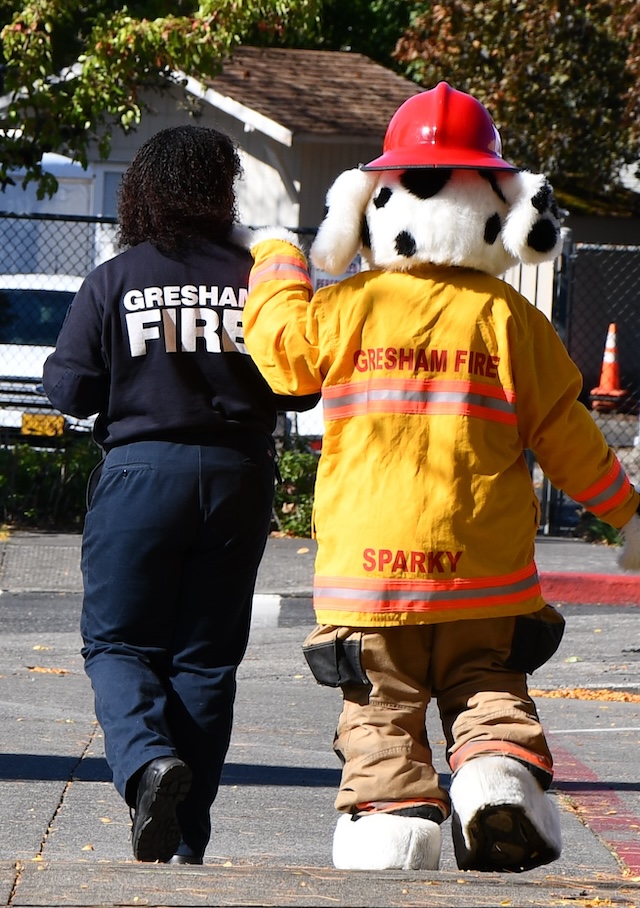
[363,82,517,171]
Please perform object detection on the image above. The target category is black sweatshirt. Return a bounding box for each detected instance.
[43,239,317,450]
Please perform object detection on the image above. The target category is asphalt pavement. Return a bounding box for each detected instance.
[0,529,639,907]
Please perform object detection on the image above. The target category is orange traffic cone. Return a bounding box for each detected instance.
[590,322,628,412]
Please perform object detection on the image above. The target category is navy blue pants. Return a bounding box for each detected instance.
[80,435,275,859]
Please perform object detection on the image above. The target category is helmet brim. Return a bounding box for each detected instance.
[362,147,518,171]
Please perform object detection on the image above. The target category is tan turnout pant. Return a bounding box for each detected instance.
[303,612,558,814]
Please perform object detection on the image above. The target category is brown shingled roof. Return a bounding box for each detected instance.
[200,46,422,138]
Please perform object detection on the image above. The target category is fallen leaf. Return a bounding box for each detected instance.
[297,547,310,554]
[81,844,94,851]
[530,688,640,703]
[26,666,71,675]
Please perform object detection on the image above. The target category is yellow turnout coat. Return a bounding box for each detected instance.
[243,239,639,627]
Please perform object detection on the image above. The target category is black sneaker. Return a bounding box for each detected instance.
[131,757,192,863]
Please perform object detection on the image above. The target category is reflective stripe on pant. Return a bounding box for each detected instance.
[305,617,553,813]
[81,436,275,857]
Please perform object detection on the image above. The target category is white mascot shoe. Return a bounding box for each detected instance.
[449,755,562,872]
[333,812,442,871]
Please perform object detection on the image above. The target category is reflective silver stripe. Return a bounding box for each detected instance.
[576,467,627,510]
[323,388,515,415]
[249,261,311,286]
[314,573,540,604]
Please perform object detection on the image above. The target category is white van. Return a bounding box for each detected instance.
[0,273,94,440]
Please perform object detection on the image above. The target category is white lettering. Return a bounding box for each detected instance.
[198,286,218,306]
[163,285,182,307]
[162,310,178,353]
[180,308,221,353]
[126,310,162,356]
[144,287,164,308]
[222,308,246,353]
[122,284,248,309]
[182,285,199,306]
[219,286,239,308]
[122,283,250,356]
[123,289,145,311]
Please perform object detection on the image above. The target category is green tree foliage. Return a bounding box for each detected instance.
[1,1,639,208]
[394,1,640,205]
[292,0,411,66]
[0,0,320,196]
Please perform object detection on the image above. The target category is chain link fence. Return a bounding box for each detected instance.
[549,240,640,533]
[0,213,118,442]
[1,213,639,534]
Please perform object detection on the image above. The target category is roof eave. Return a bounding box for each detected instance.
[180,73,293,147]
[295,133,384,145]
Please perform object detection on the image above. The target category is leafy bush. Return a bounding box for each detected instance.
[573,508,623,546]
[0,437,321,538]
[0,437,101,530]
[273,447,319,538]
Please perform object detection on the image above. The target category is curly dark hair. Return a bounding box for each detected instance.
[117,125,242,252]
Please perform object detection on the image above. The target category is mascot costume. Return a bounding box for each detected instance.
[242,83,640,873]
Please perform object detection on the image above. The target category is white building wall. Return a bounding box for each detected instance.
[101,84,301,228]
[236,153,300,228]
[0,154,94,216]
[298,139,383,229]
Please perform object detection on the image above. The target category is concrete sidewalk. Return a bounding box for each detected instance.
[0,530,639,907]
[3,528,640,600]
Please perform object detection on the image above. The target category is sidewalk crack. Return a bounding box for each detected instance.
[7,861,23,907]
[39,722,100,854]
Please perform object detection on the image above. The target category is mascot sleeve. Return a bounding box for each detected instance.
[243,235,324,397]
[513,302,640,563]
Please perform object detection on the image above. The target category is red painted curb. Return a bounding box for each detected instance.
[552,745,640,875]
[540,571,640,605]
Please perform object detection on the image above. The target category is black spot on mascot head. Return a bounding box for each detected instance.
[361,215,371,251]
[374,186,393,209]
[400,169,452,200]
[484,213,502,245]
[395,230,418,258]
[527,219,560,254]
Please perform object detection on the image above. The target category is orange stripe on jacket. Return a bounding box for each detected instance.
[322,377,517,424]
[248,256,312,292]
[313,563,541,614]
[573,459,632,516]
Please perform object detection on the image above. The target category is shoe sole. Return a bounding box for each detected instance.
[452,804,560,873]
[132,762,193,863]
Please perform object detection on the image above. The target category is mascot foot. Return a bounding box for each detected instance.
[333,812,442,870]
[449,755,562,873]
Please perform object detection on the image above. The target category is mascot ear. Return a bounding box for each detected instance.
[311,168,379,275]
[502,171,564,265]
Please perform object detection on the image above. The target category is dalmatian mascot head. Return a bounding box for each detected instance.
[311,81,563,278]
